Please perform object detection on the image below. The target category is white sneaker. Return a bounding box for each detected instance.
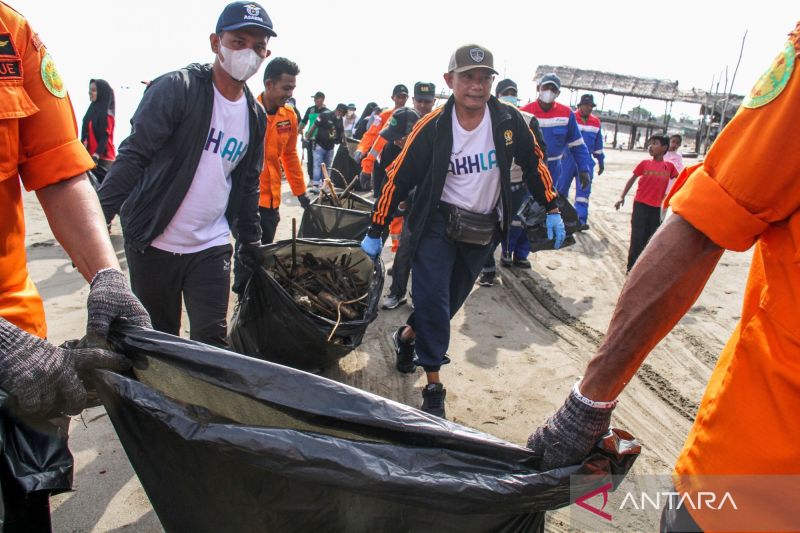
[382,293,407,309]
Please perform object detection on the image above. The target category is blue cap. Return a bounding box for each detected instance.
[216,2,276,37]
[538,73,561,90]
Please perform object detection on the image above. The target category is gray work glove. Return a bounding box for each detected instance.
[87,268,151,338]
[297,194,312,210]
[0,318,131,418]
[527,383,615,471]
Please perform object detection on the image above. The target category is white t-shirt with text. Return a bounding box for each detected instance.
[440,105,501,215]
[151,86,250,254]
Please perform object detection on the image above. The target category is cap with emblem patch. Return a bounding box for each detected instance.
[413,81,436,101]
[447,44,498,75]
[216,1,277,37]
[380,107,421,142]
[392,84,409,97]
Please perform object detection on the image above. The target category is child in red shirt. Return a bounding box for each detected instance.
[614,135,678,271]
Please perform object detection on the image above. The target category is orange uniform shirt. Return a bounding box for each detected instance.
[1,2,94,337]
[256,95,305,208]
[668,22,800,531]
[356,108,393,175]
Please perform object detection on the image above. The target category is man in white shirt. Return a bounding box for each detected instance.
[99,1,272,347]
[361,44,566,417]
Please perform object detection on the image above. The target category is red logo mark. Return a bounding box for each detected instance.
[576,482,613,521]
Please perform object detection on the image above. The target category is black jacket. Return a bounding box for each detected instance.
[98,63,266,252]
[368,96,558,254]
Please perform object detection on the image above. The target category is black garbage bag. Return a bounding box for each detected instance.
[522,196,581,251]
[298,193,373,241]
[331,141,360,188]
[96,325,640,533]
[229,238,383,371]
[0,389,73,527]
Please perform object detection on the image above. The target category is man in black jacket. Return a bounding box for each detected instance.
[98,1,273,347]
[361,44,566,418]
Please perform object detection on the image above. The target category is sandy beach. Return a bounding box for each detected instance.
[24,147,750,531]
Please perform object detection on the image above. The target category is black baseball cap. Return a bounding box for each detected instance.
[448,44,498,74]
[414,81,436,101]
[216,1,276,37]
[312,91,325,99]
[347,103,357,110]
[496,78,517,96]
[335,103,348,113]
[392,84,409,97]
[380,107,420,142]
[578,94,596,107]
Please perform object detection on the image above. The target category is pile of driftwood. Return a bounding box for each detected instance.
[271,251,369,323]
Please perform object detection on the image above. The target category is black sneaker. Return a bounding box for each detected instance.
[513,257,531,268]
[392,327,416,373]
[478,271,495,287]
[421,383,447,418]
[577,223,590,232]
[500,252,513,267]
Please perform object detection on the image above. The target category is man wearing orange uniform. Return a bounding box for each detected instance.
[354,83,408,189]
[1,3,149,528]
[528,22,800,531]
[233,56,310,294]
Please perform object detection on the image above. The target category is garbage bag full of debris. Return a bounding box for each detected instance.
[298,192,373,241]
[522,195,581,251]
[229,238,383,371]
[95,325,641,533]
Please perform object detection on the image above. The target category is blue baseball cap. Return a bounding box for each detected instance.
[216,2,277,37]
[538,73,561,90]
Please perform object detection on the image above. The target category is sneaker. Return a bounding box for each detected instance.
[500,252,513,267]
[513,257,531,268]
[421,383,447,418]
[392,327,416,373]
[578,223,591,232]
[382,293,407,310]
[478,271,495,287]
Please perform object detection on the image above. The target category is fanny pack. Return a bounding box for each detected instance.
[439,202,497,246]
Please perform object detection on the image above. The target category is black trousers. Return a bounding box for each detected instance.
[304,140,315,181]
[232,207,281,294]
[627,201,662,272]
[1,459,52,532]
[126,243,232,347]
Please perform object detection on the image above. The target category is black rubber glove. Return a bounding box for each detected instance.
[527,383,615,471]
[239,242,275,272]
[297,194,312,210]
[579,171,591,189]
[598,161,605,176]
[87,268,151,338]
[0,318,131,418]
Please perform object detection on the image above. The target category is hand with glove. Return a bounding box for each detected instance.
[360,234,383,259]
[579,171,591,189]
[0,318,131,418]
[87,268,151,339]
[598,161,605,176]
[354,151,364,164]
[238,241,268,271]
[526,380,615,471]
[297,194,312,210]
[546,211,567,249]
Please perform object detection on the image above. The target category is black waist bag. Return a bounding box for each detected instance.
[440,203,497,246]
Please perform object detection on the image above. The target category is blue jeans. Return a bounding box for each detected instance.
[500,184,532,260]
[406,211,494,372]
[312,144,334,184]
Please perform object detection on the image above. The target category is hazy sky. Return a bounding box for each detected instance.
[13,0,796,139]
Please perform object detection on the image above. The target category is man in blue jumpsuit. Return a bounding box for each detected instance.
[521,73,593,204]
[560,94,605,228]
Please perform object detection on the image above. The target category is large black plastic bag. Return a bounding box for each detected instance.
[0,389,73,526]
[298,193,373,241]
[229,238,383,371]
[331,141,360,188]
[522,195,581,251]
[95,325,640,533]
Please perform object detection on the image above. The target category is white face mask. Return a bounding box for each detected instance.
[499,95,519,106]
[538,90,557,104]
[346,110,355,117]
[218,44,264,82]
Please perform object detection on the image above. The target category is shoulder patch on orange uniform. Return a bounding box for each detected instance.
[742,25,798,109]
[40,52,66,98]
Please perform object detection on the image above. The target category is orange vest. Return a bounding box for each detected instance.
[669,22,800,531]
[1,2,94,336]
[256,95,305,208]
[357,108,394,174]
